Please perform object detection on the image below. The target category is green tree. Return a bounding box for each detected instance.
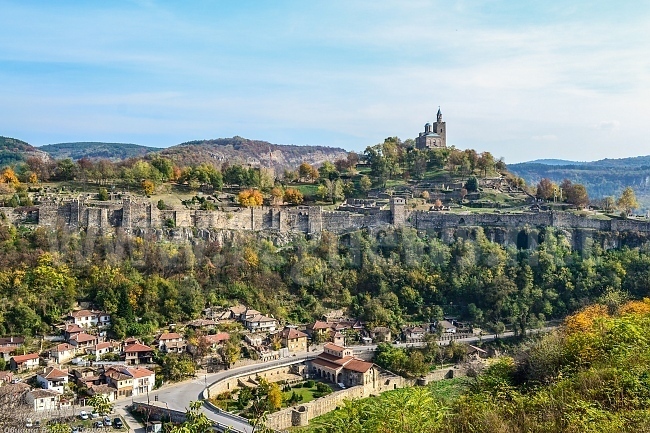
[220,335,241,368]
[88,394,113,416]
[98,187,109,201]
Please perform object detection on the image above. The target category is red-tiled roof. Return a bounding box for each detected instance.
[70,309,94,318]
[71,333,97,343]
[126,367,154,378]
[42,367,68,379]
[11,353,39,363]
[343,359,374,373]
[124,343,153,353]
[0,336,24,346]
[53,343,75,352]
[311,358,345,370]
[158,332,182,341]
[205,332,230,344]
[323,342,345,352]
[280,328,307,340]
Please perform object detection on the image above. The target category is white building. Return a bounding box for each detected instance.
[67,310,111,328]
[26,389,61,411]
[243,314,277,333]
[49,343,76,364]
[36,367,69,394]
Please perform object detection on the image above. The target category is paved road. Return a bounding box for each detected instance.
[114,351,317,432]
[115,327,556,432]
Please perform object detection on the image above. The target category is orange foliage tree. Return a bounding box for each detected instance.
[284,188,304,205]
[238,189,263,207]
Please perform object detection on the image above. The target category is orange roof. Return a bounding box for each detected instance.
[205,332,230,344]
[70,309,95,318]
[323,342,345,352]
[71,333,97,343]
[93,342,113,350]
[343,359,374,373]
[311,321,333,330]
[53,343,75,352]
[280,328,308,340]
[124,343,153,353]
[126,367,154,378]
[11,353,39,363]
[158,332,182,340]
[42,367,68,379]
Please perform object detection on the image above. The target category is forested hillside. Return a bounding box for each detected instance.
[0,136,50,166]
[39,142,159,161]
[509,157,650,210]
[1,223,649,345]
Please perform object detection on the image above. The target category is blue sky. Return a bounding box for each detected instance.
[0,0,648,163]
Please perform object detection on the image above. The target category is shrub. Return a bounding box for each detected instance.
[305,380,315,388]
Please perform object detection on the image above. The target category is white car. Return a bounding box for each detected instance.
[80,410,89,420]
[25,419,33,428]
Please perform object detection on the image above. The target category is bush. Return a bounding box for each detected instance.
[305,380,315,388]
[316,382,331,393]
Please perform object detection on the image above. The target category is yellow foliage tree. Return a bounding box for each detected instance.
[28,172,38,184]
[267,382,283,410]
[619,299,650,316]
[283,188,304,205]
[238,189,263,207]
[0,167,19,185]
[141,179,155,196]
[564,304,609,334]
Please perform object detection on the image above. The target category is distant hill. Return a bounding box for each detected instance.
[523,158,582,166]
[39,142,159,161]
[0,136,51,166]
[160,136,349,170]
[509,156,650,210]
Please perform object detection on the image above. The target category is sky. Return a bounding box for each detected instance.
[0,1,649,163]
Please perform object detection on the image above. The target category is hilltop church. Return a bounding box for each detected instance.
[416,107,446,149]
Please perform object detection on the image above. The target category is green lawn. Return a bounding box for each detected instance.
[283,385,321,406]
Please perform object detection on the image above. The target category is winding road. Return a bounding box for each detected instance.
[115,327,555,432]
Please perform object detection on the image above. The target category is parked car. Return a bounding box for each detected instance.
[80,410,89,420]
[25,419,33,428]
[90,413,100,419]
[103,417,112,427]
[93,421,104,428]
[72,427,84,433]
[113,418,123,429]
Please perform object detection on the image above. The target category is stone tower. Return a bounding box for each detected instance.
[390,197,407,227]
[416,107,446,149]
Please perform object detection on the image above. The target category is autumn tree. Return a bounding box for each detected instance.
[267,382,283,410]
[284,188,304,205]
[536,178,557,200]
[0,167,19,185]
[270,187,284,206]
[238,189,264,207]
[141,179,155,196]
[299,162,314,181]
[359,175,372,192]
[617,187,639,215]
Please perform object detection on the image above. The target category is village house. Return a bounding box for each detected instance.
[438,320,457,334]
[104,367,133,399]
[244,333,264,347]
[204,332,230,350]
[202,308,233,323]
[0,347,14,362]
[69,332,99,350]
[306,320,334,339]
[187,319,217,330]
[86,341,120,361]
[125,367,155,396]
[403,326,427,343]
[243,314,278,333]
[10,353,40,371]
[0,336,24,348]
[123,342,154,365]
[36,367,69,394]
[310,343,378,388]
[88,383,117,402]
[26,389,61,411]
[228,305,248,320]
[332,331,345,346]
[67,309,111,329]
[49,343,77,364]
[279,327,308,353]
[72,367,103,388]
[63,323,85,340]
[156,333,186,354]
[369,326,392,343]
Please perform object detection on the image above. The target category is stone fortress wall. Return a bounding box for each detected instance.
[3,196,649,247]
